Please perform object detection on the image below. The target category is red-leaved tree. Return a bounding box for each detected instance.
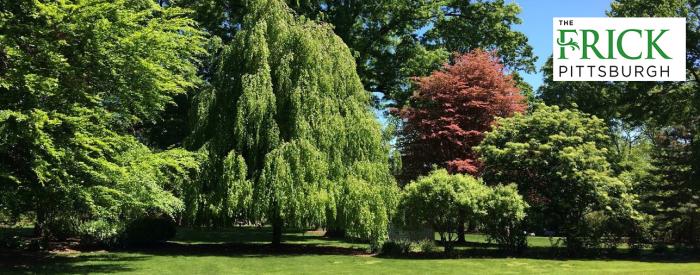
[396,49,526,181]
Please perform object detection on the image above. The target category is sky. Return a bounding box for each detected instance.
[376,0,613,125]
[512,0,611,90]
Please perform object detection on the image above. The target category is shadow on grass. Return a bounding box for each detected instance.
[134,227,370,257]
[0,227,369,273]
[123,241,368,258]
[171,227,357,245]
[171,227,370,249]
[3,226,700,273]
[0,250,147,274]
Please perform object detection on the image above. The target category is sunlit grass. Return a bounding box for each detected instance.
[3,227,700,274]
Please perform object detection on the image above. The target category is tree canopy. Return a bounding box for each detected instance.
[476,104,639,251]
[396,50,525,181]
[3,0,698,256]
[186,0,398,246]
[168,0,536,107]
[0,0,207,242]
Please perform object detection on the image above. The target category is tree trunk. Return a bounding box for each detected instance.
[457,222,466,243]
[271,206,282,246]
[690,211,697,248]
[34,211,45,238]
[34,207,50,250]
[457,212,466,243]
[566,234,582,256]
[325,227,346,238]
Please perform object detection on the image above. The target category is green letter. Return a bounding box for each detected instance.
[646,29,671,59]
[581,30,605,59]
[617,29,642,60]
[557,30,578,59]
[606,29,615,59]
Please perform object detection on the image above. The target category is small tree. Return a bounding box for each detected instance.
[398,169,488,253]
[476,104,638,252]
[396,50,526,181]
[482,184,528,252]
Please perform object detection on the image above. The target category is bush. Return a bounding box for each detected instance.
[417,239,438,253]
[0,226,32,250]
[122,216,177,246]
[380,240,413,256]
[476,104,638,253]
[581,211,628,250]
[627,215,653,251]
[398,169,488,253]
[0,235,22,250]
[78,220,122,247]
[47,216,81,241]
[653,243,669,254]
[482,184,528,252]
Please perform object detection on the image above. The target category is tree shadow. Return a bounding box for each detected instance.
[122,241,368,258]
[0,250,147,274]
[172,227,345,245]
[4,226,700,273]
[0,230,371,274]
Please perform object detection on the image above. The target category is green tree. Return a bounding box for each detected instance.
[539,0,700,248]
[609,0,700,248]
[476,104,638,252]
[187,0,398,246]
[398,169,488,253]
[168,0,536,107]
[481,184,528,252]
[0,0,207,243]
[647,126,700,247]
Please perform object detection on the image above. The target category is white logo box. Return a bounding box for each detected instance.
[553,17,686,81]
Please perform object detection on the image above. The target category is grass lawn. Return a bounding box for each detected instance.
[2,227,700,274]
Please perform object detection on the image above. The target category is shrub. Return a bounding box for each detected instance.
[653,243,669,254]
[476,104,638,253]
[0,235,22,250]
[79,220,123,247]
[121,216,177,246]
[398,169,488,253]
[417,239,438,253]
[380,240,413,256]
[47,216,81,241]
[627,216,653,250]
[482,184,528,252]
[581,211,628,250]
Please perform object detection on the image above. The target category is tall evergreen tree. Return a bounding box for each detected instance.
[648,126,700,247]
[187,0,398,246]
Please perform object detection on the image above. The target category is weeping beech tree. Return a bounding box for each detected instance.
[186,0,398,246]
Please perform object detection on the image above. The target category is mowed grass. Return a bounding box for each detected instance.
[12,252,700,274]
[3,227,700,274]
